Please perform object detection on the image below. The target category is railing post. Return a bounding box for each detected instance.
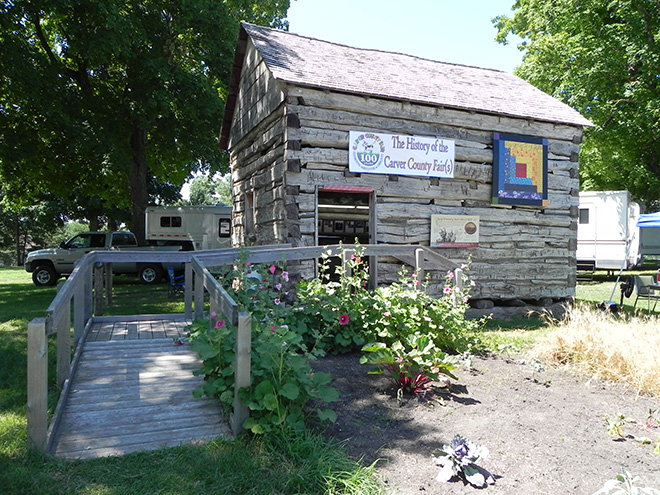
[342,249,353,278]
[105,262,113,307]
[184,262,193,320]
[84,262,93,322]
[415,248,425,288]
[27,318,48,452]
[232,311,251,435]
[93,262,104,316]
[56,305,71,387]
[194,267,204,319]
[74,276,85,347]
[453,267,464,305]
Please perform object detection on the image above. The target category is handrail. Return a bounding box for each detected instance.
[27,243,462,451]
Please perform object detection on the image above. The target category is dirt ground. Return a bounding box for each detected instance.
[311,351,660,494]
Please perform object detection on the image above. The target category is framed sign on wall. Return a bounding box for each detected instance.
[492,133,548,207]
[431,215,480,248]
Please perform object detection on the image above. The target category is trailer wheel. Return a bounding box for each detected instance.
[620,276,634,299]
[32,264,59,287]
[138,264,163,285]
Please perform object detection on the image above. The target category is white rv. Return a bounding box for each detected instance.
[145,205,232,251]
[576,191,641,270]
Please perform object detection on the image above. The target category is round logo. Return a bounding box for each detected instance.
[351,133,385,170]
[464,222,477,235]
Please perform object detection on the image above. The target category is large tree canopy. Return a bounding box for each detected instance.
[495,0,660,207]
[0,0,289,242]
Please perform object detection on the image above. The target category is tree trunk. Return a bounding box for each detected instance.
[14,212,21,266]
[129,127,148,245]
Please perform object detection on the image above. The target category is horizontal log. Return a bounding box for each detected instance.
[289,105,495,147]
[286,86,584,142]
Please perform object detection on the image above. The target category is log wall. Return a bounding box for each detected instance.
[228,47,583,302]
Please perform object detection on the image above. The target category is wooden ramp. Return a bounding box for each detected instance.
[50,317,230,459]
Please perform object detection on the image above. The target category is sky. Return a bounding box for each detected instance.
[286,0,525,73]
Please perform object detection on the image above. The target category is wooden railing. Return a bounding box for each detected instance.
[27,243,461,451]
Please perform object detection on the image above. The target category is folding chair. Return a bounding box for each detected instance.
[632,275,660,312]
[167,266,185,298]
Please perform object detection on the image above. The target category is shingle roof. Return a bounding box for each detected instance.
[221,23,591,147]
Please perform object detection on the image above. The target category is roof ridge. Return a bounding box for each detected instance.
[241,22,507,74]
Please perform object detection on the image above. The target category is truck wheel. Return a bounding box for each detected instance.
[32,265,59,287]
[138,264,163,285]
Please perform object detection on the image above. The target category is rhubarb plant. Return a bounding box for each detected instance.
[360,333,458,401]
[433,435,495,488]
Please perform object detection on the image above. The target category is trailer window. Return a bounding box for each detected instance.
[578,208,590,224]
[160,216,182,228]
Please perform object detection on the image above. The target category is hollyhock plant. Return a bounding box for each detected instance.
[339,314,350,325]
[433,435,495,488]
[215,320,226,329]
[269,265,276,275]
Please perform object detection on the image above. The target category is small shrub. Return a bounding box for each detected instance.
[360,333,458,401]
[188,257,339,435]
[433,435,495,488]
[293,243,374,355]
[593,469,660,495]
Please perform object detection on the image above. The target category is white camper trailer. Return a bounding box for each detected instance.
[145,205,232,251]
[577,191,641,270]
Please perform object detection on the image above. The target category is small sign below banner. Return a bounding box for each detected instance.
[349,131,455,178]
[431,215,480,248]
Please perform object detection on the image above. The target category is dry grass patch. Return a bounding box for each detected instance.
[531,304,660,396]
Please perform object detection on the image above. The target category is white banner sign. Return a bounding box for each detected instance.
[349,131,455,178]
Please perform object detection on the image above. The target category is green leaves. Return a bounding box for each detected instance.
[0,0,289,226]
[360,333,459,399]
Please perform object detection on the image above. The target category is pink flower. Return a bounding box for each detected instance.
[339,314,349,325]
[210,311,217,318]
[216,320,226,329]
[447,271,454,279]
[351,254,361,263]
[443,287,452,294]
[275,283,282,291]
[384,311,391,317]
[274,298,281,305]
[269,265,276,274]
[281,271,289,282]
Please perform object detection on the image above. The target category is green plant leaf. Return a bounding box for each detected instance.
[317,408,337,423]
[262,393,279,411]
[280,382,300,400]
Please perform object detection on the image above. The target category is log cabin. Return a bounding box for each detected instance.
[219,22,592,307]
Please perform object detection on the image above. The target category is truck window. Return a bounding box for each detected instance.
[579,208,590,224]
[160,216,182,228]
[219,219,231,238]
[111,232,137,246]
[68,233,105,249]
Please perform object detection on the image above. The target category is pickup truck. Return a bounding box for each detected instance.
[25,231,182,287]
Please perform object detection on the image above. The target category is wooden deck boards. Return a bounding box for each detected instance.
[51,318,229,459]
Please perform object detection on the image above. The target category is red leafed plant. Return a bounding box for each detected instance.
[360,333,458,401]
